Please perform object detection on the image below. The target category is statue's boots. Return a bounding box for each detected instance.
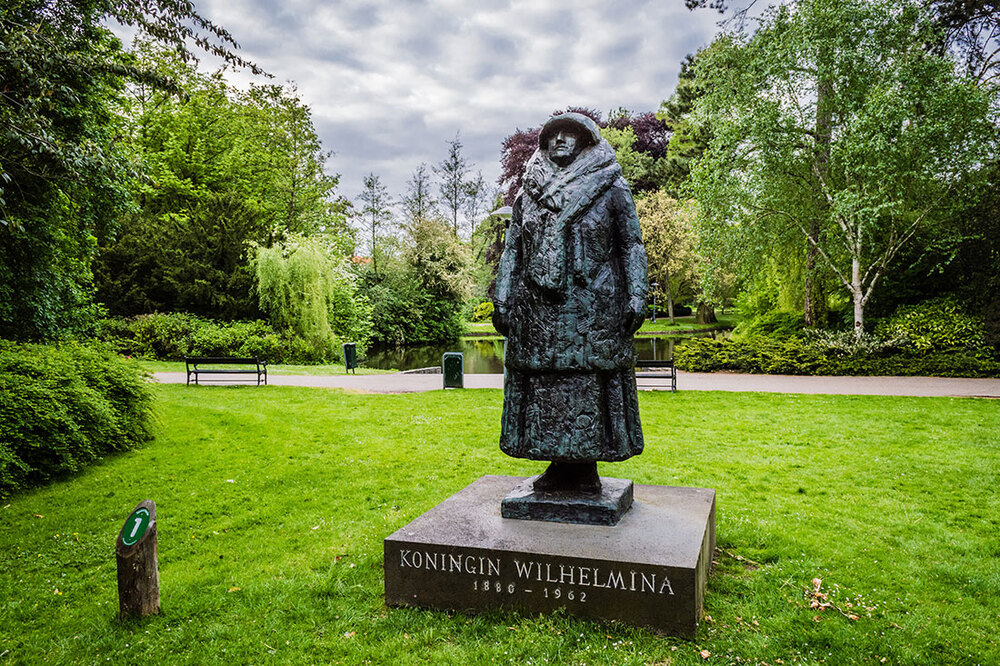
[533,461,602,494]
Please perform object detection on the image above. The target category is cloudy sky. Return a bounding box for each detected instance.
[144,1,727,213]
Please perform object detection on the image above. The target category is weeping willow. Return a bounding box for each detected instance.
[254,236,372,361]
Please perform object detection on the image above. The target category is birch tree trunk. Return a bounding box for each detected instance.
[665,279,676,324]
[852,256,864,339]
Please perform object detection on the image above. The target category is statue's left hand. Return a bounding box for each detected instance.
[628,297,646,334]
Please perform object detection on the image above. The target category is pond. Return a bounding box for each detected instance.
[362,331,727,373]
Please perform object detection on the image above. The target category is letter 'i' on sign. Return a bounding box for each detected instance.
[116,500,160,618]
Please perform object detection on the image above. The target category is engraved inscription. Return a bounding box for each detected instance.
[399,550,501,577]
[392,547,674,599]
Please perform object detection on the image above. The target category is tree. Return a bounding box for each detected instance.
[657,53,712,198]
[95,48,351,319]
[498,127,542,205]
[635,193,699,323]
[692,0,996,338]
[400,163,437,224]
[930,0,1000,87]
[254,234,372,359]
[356,173,394,280]
[600,126,656,191]
[404,216,472,339]
[463,171,492,233]
[356,215,472,346]
[0,0,261,340]
[243,84,350,243]
[434,133,471,235]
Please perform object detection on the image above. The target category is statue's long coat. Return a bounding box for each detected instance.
[493,128,648,463]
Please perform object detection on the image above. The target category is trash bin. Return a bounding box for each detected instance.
[442,352,463,389]
[343,343,357,374]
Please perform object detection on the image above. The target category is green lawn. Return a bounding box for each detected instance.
[635,314,736,335]
[465,315,736,339]
[1,387,998,664]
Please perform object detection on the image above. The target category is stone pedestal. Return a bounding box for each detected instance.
[384,475,716,637]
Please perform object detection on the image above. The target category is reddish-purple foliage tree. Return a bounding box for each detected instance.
[498,127,541,205]
[607,111,671,159]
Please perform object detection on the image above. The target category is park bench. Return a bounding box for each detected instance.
[635,358,677,392]
[184,357,267,386]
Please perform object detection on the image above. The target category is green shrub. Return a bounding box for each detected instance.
[674,335,1000,377]
[876,297,988,353]
[98,314,342,363]
[0,342,155,498]
[734,311,805,340]
[471,301,494,322]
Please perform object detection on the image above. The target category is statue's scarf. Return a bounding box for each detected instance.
[520,140,621,296]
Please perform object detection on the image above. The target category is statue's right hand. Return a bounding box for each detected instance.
[492,306,510,336]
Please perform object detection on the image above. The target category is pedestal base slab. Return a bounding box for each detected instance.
[384,475,715,637]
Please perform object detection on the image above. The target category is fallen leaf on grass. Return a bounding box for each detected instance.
[33,514,43,518]
[227,587,241,593]
[700,649,711,659]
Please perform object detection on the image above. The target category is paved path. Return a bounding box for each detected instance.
[153,371,1000,398]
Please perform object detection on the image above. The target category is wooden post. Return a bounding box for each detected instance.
[116,500,159,618]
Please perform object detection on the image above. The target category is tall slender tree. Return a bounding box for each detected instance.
[462,171,491,234]
[434,133,470,235]
[400,163,437,224]
[357,173,393,280]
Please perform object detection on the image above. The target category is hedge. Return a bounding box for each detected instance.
[98,313,335,364]
[674,336,1000,378]
[0,342,156,498]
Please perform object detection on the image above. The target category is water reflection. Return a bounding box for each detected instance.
[364,338,507,373]
[364,331,726,373]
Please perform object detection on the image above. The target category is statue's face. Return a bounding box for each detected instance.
[547,130,580,164]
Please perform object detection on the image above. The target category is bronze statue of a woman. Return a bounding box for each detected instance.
[493,112,648,498]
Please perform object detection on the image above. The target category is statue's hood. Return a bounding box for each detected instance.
[538,112,602,149]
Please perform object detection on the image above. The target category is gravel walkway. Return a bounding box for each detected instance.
[153,371,1000,398]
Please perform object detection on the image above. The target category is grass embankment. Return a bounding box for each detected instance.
[635,314,735,335]
[463,314,736,339]
[1,387,998,664]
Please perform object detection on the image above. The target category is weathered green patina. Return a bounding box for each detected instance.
[493,112,649,497]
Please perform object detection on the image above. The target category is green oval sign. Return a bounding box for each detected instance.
[121,506,151,546]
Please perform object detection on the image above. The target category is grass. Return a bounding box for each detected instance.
[1,386,998,664]
[635,314,736,335]
[465,321,499,335]
[465,315,737,339]
[137,360,397,375]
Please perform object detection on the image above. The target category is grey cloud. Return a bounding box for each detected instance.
[342,4,381,31]
[180,0,723,202]
[400,32,442,61]
[599,37,641,63]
